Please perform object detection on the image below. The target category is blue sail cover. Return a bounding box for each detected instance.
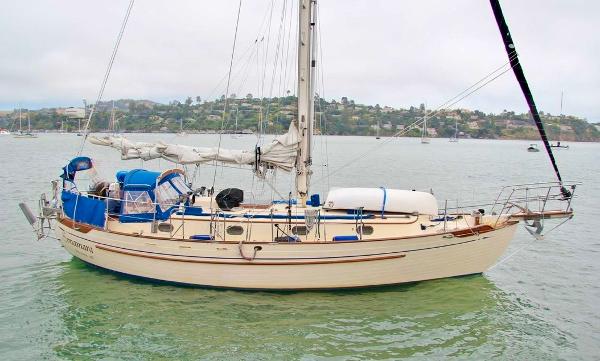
[61,156,93,181]
[62,191,106,228]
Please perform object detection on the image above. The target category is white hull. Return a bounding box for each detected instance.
[57,218,517,290]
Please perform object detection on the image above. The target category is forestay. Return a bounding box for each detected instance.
[89,123,300,171]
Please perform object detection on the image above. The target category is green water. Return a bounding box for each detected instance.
[4,262,575,360]
[1,134,598,360]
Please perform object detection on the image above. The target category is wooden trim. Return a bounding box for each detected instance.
[59,218,95,233]
[239,204,271,209]
[451,224,495,238]
[510,210,573,220]
[94,244,405,265]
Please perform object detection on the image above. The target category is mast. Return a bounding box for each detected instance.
[295,0,316,205]
[454,119,458,140]
[82,99,87,134]
[558,91,563,142]
[235,103,239,133]
[422,113,427,139]
[110,100,115,132]
[18,107,22,132]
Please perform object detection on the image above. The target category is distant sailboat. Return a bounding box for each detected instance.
[449,119,459,142]
[76,118,83,136]
[421,106,430,144]
[550,91,569,149]
[177,118,187,136]
[230,103,242,138]
[375,118,381,139]
[13,108,37,138]
[77,99,86,136]
[108,100,120,135]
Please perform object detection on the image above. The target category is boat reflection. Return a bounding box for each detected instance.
[50,258,572,359]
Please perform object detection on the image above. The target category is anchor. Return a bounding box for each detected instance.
[524,218,544,240]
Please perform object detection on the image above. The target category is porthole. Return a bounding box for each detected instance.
[226,225,244,235]
[158,223,173,232]
[292,226,308,235]
[358,225,374,235]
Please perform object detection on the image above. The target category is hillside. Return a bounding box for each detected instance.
[1,96,599,141]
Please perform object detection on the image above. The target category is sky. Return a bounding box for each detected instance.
[1,0,598,122]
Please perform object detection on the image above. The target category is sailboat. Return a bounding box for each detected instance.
[77,118,83,136]
[59,118,67,134]
[107,100,120,135]
[375,118,381,139]
[421,106,430,144]
[79,100,87,136]
[230,103,243,138]
[22,0,577,290]
[177,118,187,136]
[449,119,459,142]
[13,108,37,138]
[550,91,569,149]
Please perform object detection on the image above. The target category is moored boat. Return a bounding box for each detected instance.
[21,0,578,290]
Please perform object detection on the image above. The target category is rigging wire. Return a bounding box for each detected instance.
[210,0,243,204]
[78,0,135,155]
[313,55,520,184]
[263,0,289,135]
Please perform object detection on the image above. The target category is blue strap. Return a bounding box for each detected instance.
[379,186,387,219]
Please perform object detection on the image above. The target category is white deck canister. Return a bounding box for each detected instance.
[324,188,438,215]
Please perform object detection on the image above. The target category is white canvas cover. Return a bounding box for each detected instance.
[324,188,439,216]
[89,123,300,172]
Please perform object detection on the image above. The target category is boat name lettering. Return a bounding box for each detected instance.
[65,238,94,254]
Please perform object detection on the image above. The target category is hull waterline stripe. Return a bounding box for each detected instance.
[93,244,406,265]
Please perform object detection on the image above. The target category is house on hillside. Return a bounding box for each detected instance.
[427,128,437,136]
[467,121,480,130]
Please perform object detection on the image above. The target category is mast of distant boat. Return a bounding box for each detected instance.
[295,0,316,207]
[421,103,429,143]
[109,100,116,133]
[450,118,459,142]
[554,91,567,148]
[235,103,239,133]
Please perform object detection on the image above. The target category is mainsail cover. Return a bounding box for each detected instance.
[89,123,300,172]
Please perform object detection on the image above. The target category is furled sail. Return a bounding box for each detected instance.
[89,123,300,172]
[490,0,570,198]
